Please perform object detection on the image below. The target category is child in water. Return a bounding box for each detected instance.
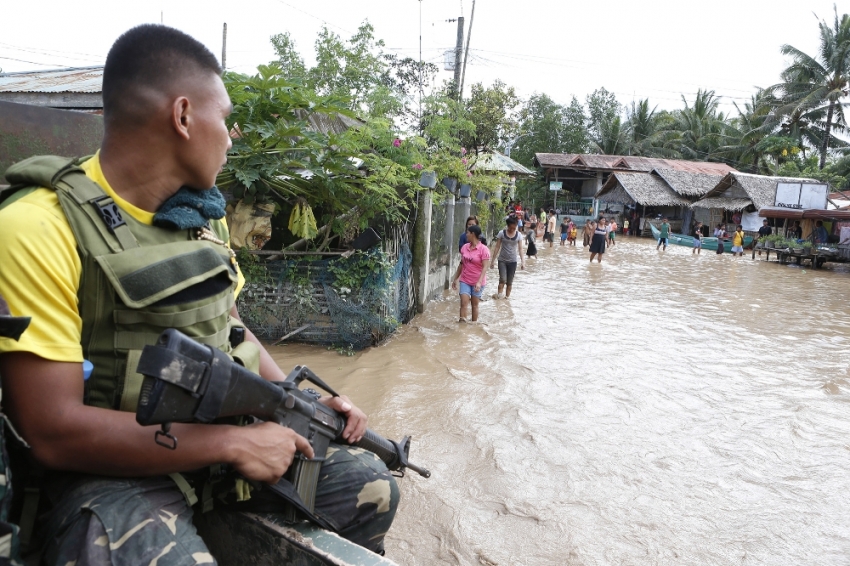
[526,223,538,258]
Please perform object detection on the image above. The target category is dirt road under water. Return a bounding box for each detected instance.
[269,237,850,565]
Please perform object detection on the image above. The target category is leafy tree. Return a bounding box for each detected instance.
[460,80,520,153]
[773,7,850,169]
[270,32,307,81]
[510,94,588,166]
[586,87,621,144]
[218,65,411,249]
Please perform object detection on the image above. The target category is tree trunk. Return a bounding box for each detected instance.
[820,100,835,170]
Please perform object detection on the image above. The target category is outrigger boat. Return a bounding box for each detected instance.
[649,223,752,253]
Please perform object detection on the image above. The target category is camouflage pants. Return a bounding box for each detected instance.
[38,443,399,565]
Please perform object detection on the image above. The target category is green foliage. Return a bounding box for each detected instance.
[218,65,410,248]
[326,249,393,296]
[460,80,520,153]
[772,6,850,169]
[586,88,622,144]
[512,94,589,167]
[235,248,271,283]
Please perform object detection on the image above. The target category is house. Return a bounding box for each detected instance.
[692,172,825,234]
[535,153,735,234]
[595,172,693,234]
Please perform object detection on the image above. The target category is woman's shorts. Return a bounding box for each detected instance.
[731,245,744,253]
[459,281,484,298]
[693,240,702,248]
[498,260,518,285]
[658,237,668,246]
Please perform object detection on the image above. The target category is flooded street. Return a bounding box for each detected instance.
[269,237,850,565]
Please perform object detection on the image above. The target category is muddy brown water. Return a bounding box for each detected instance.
[269,237,850,565]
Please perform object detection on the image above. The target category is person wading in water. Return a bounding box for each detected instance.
[589,218,608,263]
[452,224,490,322]
[490,215,525,300]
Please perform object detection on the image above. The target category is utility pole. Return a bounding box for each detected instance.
[222,23,227,70]
[452,17,464,100]
[458,0,476,100]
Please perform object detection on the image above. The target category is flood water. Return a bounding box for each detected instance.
[269,237,850,565]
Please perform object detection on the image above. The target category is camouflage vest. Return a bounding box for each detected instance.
[1,156,255,411]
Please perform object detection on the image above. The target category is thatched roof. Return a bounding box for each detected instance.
[652,168,724,197]
[597,172,692,207]
[694,172,821,211]
[534,153,736,175]
[691,197,753,210]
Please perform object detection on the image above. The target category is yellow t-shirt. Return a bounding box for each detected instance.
[0,153,244,362]
[733,231,744,247]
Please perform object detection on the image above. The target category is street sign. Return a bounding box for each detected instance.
[549,181,562,191]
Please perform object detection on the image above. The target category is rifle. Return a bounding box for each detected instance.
[134,328,429,517]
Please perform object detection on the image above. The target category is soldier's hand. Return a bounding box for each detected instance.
[320,395,367,444]
[228,421,314,484]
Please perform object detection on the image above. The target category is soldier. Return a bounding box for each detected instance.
[0,25,398,564]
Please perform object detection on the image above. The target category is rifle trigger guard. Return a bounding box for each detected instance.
[155,423,178,450]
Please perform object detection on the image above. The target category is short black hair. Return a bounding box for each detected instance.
[467,224,482,238]
[103,24,222,124]
[506,216,518,226]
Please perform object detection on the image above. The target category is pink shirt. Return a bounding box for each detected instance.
[459,242,491,286]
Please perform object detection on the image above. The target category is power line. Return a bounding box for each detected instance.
[0,55,68,67]
[270,0,354,36]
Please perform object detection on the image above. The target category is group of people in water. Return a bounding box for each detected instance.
[451,209,630,321]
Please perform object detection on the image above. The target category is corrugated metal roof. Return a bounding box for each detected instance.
[471,150,535,176]
[0,66,103,93]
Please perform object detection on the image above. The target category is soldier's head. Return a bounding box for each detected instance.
[103,25,231,191]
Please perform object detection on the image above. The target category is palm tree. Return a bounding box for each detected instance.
[716,90,777,172]
[591,115,629,155]
[773,7,850,169]
[665,89,727,161]
[624,99,673,157]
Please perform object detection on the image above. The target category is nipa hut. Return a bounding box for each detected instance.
[597,172,692,235]
[692,172,821,235]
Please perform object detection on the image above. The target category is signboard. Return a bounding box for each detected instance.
[774,181,828,210]
[549,181,562,191]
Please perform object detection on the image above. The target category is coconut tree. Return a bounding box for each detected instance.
[664,89,727,161]
[773,7,850,169]
[624,99,676,157]
[716,90,777,172]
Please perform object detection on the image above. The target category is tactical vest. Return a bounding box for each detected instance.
[2,156,257,411]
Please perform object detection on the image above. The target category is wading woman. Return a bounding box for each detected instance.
[451,224,490,322]
[589,217,607,263]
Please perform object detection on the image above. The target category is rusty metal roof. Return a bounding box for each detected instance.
[0,66,103,93]
[534,153,736,175]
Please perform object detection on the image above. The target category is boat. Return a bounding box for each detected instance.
[194,512,399,566]
[649,223,753,253]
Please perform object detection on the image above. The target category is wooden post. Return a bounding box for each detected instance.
[222,23,227,70]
